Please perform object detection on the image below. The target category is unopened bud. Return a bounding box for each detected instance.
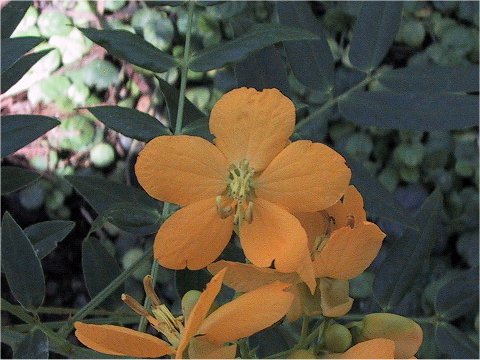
[181,290,201,321]
[356,313,423,359]
[288,349,316,358]
[325,323,352,353]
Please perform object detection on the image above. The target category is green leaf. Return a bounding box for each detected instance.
[175,269,211,298]
[435,322,479,359]
[1,49,53,93]
[338,91,479,131]
[13,328,49,359]
[1,115,60,157]
[349,2,403,72]
[181,117,212,141]
[87,106,171,142]
[66,175,159,214]
[82,237,123,310]
[1,166,41,195]
[79,28,178,73]
[345,156,418,229]
[434,267,479,321]
[154,75,206,129]
[276,1,334,92]
[1,329,25,349]
[373,189,443,311]
[234,45,291,96]
[1,37,44,72]
[102,202,162,235]
[378,65,479,93]
[1,1,32,39]
[24,221,75,259]
[1,212,45,311]
[188,24,321,72]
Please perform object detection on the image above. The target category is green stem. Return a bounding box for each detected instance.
[295,74,375,131]
[56,246,153,337]
[138,0,195,332]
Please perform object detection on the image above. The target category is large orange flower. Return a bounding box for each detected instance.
[74,269,294,359]
[208,185,385,321]
[135,88,351,290]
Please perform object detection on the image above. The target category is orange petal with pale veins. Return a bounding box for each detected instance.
[74,322,174,358]
[135,135,228,206]
[199,282,294,345]
[313,222,385,280]
[176,268,226,359]
[239,198,316,292]
[256,140,351,213]
[294,211,330,252]
[209,88,295,171]
[338,339,395,359]
[207,260,299,293]
[188,338,237,359]
[327,185,367,229]
[155,198,234,270]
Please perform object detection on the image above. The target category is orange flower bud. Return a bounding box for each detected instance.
[354,313,423,358]
[181,290,201,321]
[325,323,353,353]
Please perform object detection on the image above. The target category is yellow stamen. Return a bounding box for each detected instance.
[143,275,161,307]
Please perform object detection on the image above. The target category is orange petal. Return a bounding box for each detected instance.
[176,268,226,359]
[313,222,385,280]
[327,185,366,229]
[135,135,228,206]
[199,282,294,345]
[256,140,351,212]
[155,197,234,270]
[294,211,330,252]
[207,260,299,293]
[286,285,304,322]
[74,322,174,358]
[239,198,316,292]
[209,88,294,171]
[188,337,237,359]
[319,278,353,318]
[339,338,395,359]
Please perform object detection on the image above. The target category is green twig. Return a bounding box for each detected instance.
[56,246,153,337]
[138,0,195,332]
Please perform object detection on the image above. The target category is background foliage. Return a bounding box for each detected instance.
[1,1,478,358]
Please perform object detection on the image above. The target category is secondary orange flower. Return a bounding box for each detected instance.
[135,87,351,290]
[74,269,294,359]
[208,185,385,321]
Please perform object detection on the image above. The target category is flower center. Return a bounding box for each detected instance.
[122,275,184,348]
[216,159,256,225]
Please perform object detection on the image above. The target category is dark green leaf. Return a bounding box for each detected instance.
[1,49,53,93]
[1,166,41,195]
[66,175,159,214]
[82,237,123,310]
[234,46,291,96]
[24,221,75,259]
[188,24,321,72]
[349,2,403,72]
[378,65,479,93]
[102,202,162,235]
[249,325,294,358]
[197,1,226,7]
[373,189,443,311]
[338,91,479,131]
[14,328,49,359]
[1,37,45,72]
[1,329,25,349]
[1,1,32,39]
[435,322,479,359]
[1,212,45,311]
[155,75,206,130]
[435,267,479,321]
[79,28,178,73]
[181,117,212,141]
[87,106,171,142]
[345,156,418,229]
[276,1,334,91]
[1,115,60,157]
[175,269,211,298]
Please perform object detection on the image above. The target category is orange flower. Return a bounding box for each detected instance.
[327,338,396,359]
[135,87,351,290]
[208,185,385,321]
[74,268,294,359]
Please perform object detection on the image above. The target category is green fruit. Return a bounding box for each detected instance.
[288,350,316,359]
[90,143,116,168]
[398,20,425,47]
[122,248,151,281]
[325,323,353,353]
[181,290,202,321]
